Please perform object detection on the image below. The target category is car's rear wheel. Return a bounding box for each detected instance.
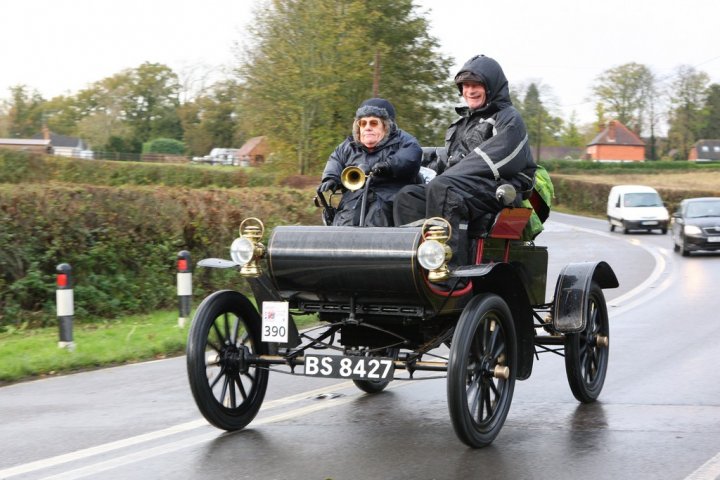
[352,347,399,394]
[564,282,609,403]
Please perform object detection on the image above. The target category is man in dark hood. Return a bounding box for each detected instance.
[319,98,422,226]
[394,55,536,266]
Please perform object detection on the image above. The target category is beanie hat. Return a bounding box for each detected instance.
[355,98,396,121]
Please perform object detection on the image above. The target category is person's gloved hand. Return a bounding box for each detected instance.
[319,178,339,193]
[371,161,392,177]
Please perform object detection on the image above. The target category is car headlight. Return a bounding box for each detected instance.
[684,225,703,235]
[231,217,265,277]
[418,240,448,270]
[418,218,453,283]
[230,236,255,266]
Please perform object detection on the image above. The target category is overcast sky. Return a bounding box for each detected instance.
[2,0,719,125]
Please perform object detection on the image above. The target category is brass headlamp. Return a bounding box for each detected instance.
[418,217,453,282]
[230,218,265,277]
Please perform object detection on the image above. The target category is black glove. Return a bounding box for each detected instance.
[371,161,392,177]
[319,178,339,193]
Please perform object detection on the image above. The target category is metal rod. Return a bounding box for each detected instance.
[358,173,372,227]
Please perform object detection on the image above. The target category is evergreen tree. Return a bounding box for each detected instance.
[237,0,453,175]
[700,84,720,139]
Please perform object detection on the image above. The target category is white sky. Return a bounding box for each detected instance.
[2,0,719,125]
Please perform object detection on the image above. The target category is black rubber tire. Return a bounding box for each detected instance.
[352,348,398,394]
[564,281,609,403]
[186,290,269,431]
[447,294,517,448]
[681,239,691,256]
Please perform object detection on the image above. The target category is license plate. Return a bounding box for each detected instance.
[708,237,720,243]
[641,220,658,225]
[304,354,394,380]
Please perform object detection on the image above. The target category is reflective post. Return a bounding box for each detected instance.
[56,263,75,350]
[177,251,192,327]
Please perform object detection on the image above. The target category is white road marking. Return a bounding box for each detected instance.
[0,380,363,479]
[547,218,671,313]
[684,451,720,480]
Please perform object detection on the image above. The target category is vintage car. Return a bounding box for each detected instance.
[185,159,618,448]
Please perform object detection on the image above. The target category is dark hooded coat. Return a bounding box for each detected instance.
[393,55,537,265]
[442,54,536,193]
[321,109,422,227]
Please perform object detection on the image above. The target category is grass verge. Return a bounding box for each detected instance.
[0,308,318,385]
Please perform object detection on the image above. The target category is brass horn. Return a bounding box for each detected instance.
[340,166,366,191]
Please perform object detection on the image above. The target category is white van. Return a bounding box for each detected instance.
[607,185,669,234]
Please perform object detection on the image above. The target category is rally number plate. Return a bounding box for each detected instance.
[303,354,394,380]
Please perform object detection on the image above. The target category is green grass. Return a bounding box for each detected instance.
[0,308,319,385]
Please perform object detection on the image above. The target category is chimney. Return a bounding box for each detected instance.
[42,124,50,140]
[608,120,616,143]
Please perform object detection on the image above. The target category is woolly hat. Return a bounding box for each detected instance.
[355,98,396,121]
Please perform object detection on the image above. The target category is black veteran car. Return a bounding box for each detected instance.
[185,158,618,448]
[671,197,720,256]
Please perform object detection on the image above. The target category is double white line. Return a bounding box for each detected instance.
[1,381,406,479]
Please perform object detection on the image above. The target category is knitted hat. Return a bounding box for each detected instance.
[355,98,396,121]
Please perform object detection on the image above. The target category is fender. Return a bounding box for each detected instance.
[553,261,619,333]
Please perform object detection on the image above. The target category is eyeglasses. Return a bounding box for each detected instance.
[359,118,381,128]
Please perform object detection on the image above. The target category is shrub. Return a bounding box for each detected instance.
[143,138,186,155]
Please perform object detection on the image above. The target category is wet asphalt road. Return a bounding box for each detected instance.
[1,212,719,480]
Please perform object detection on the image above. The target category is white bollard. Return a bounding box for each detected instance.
[56,263,76,350]
[176,251,192,328]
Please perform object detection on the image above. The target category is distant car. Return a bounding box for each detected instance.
[607,185,669,234]
[671,197,720,256]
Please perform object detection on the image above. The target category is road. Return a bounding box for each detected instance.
[1,212,719,480]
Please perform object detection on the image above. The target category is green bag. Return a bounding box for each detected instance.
[522,165,554,240]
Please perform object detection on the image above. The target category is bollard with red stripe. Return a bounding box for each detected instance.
[56,263,76,350]
[176,251,192,327]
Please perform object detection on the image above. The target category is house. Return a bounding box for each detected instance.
[237,136,269,166]
[0,138,52,154]
[586,120,645,162]
[31,127,93,159]
[688,140,720,162]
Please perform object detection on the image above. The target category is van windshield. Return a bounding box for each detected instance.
[623,192,662,208]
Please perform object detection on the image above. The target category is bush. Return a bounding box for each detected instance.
[0,182,320,327]
[143,138,186,155]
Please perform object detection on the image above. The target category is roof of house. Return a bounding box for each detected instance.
[0,138,51,146]
[31,131,86,149]
[587,120,645,147]
[237,136,266,156]
[693,139,720,160]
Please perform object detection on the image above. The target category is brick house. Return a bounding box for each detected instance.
[237,136,269,166]
[586,120,645,162]
[688,139,720,162]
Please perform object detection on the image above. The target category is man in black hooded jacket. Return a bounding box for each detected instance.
[394,55,537,266]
